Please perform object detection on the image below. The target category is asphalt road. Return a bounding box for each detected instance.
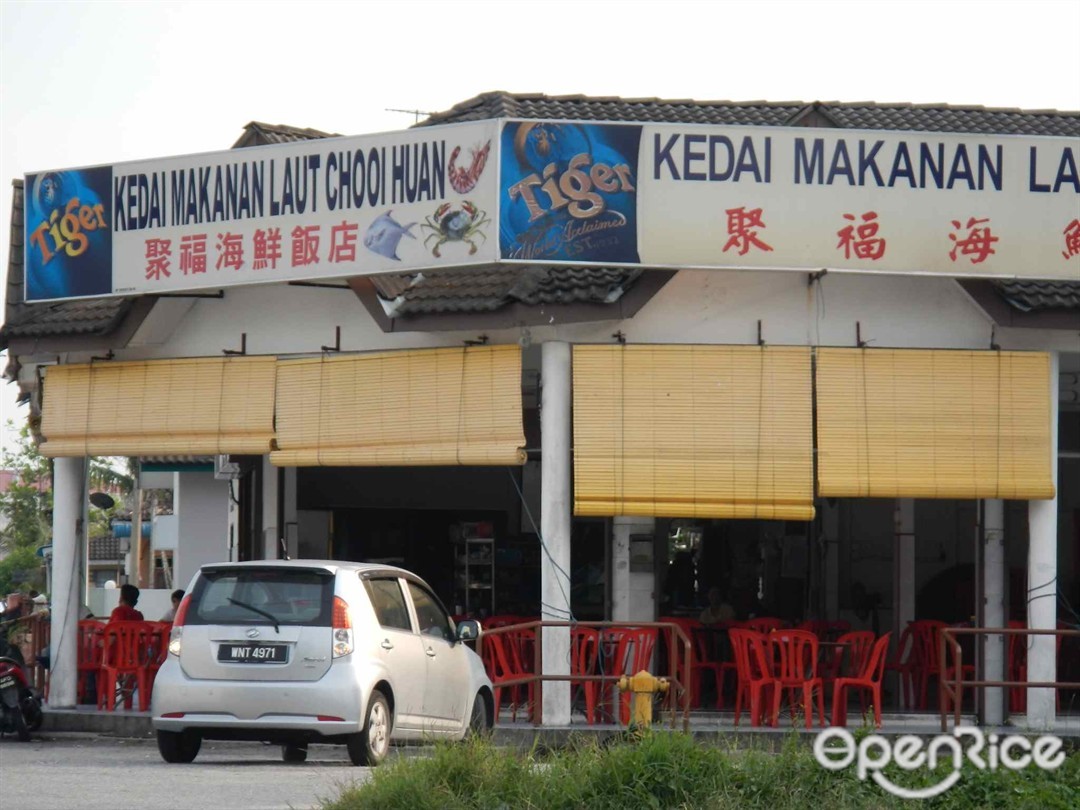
[0,733,378,810]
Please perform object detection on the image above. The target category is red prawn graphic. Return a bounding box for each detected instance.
[448,140,491,194]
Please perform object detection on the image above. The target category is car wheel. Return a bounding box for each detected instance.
[157,729,202,763]
[281,743,308,763]
[466,691,490,738]
[346,689,391,766]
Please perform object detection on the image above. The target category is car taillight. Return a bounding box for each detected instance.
[332,596,353,658]
[168,594,192,656]
[173,594,192,627]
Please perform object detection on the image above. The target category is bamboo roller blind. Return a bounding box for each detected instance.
[40,357,276,457]
[573,345,815,520]
[816,348,1054,499]
[271,345,526,466]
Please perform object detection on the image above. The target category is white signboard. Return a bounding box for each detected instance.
[24,117,1078,302]
[24,120,498,301]
[498,120,1080,281]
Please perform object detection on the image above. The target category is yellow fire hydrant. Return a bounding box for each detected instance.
[616,669,669,727]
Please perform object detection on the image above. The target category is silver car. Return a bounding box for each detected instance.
[151,560,492,765]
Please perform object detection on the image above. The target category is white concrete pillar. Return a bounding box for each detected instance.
[983,499,1006,725]
[540,341,572,726]
[48,457,85,708]
[1027,351,1059,730]
[261,456,280,560]
[226,477,240,563]
[612,517,656,623]
[174,471,231,589]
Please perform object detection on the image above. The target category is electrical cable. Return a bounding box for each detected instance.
[505,466,576,677]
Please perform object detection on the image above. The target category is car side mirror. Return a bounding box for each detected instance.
[456,619,480,642]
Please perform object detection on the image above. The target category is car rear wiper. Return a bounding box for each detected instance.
[226,597,280,633]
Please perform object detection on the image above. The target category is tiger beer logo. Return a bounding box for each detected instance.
[507,153,636,222]
[28,196,108,266]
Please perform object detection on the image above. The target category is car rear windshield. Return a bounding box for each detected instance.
[186,568,334,627]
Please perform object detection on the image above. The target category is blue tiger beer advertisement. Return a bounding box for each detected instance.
[24,168,114,300]
[500,122,641,264]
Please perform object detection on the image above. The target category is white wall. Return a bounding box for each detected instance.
[174,471,231,588]
[612,517,656,622]
[73,268,1076,368]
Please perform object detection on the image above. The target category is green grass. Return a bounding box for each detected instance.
[323,731,1079,810]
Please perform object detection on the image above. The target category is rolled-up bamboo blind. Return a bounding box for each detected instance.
[271,345,526,466]
[816,348,1054,499]
[40,357,276,457]
[573,344,815,519]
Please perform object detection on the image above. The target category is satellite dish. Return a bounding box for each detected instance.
[89,492,116,510]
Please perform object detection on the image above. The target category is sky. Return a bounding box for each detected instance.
[1,0,1078,450]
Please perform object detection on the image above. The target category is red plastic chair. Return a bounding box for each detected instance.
[797,620,830,639]
[744,618,785,634]
[603,627,658,725]
[484,629,535,721]
[769,629,825,728]
[482,615,527,630]
[909,620,975,710]
[98,621,155,712]
[75,620,105,705]
[883,623,916,709]
[730,628,780,727]
[1007,620,1028,713]
[822,631,875,714]
[832,633,892,727]
[693,623,738,709]
[570,626,600,724]
[147,622,172,684]
[831,631,875,677]
[1007,621,1066,713]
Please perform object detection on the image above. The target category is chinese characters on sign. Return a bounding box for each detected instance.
[144,223,366,282]
[837,212,886,261]
[949,217,1000,264]
[1063,219,1080,260]
[722,207,773,255]
[713,207,1048,267]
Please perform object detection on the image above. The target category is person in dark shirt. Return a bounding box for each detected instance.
[109,584,145,623]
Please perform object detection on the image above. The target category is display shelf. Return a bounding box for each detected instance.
[452,521,495,616]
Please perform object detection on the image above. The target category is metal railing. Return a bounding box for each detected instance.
[939,626,1080,732]
[477,620,693,732]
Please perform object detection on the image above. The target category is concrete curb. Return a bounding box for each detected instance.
[42,709,154,738]
[41,708,1080,746]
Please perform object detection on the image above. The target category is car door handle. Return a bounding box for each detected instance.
[425,647,437,657]
[381,640,394,650]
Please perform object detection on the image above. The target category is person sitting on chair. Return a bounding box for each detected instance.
[699,586,736,624]
[160,589,184,622]
[109,584,144,623]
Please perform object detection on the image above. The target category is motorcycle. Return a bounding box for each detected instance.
[0,654,43,741]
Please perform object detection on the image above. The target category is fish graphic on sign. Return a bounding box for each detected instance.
[363,211,416,261]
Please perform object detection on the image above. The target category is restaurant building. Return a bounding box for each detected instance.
[2,93,1077,729]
